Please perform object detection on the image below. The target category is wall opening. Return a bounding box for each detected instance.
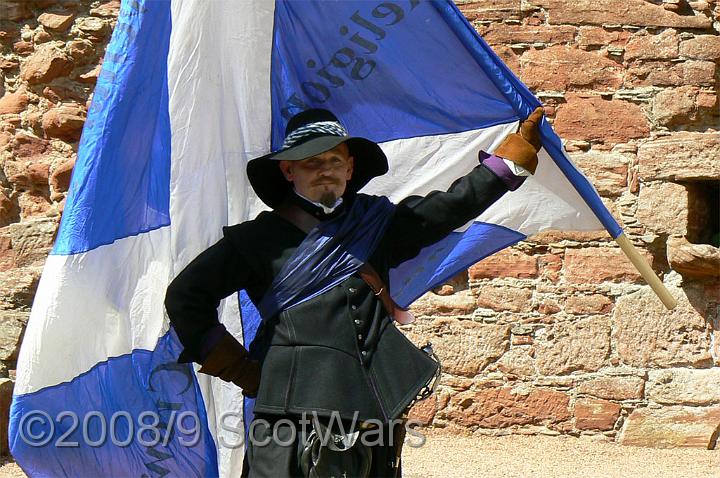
[686,180,720,247]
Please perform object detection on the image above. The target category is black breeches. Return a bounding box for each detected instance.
[242,414,404,478]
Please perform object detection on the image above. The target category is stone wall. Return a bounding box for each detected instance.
[0,0,717,453]
[405,0,720,448]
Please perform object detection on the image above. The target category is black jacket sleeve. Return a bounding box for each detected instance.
[164,235,251,363]
[385,162,508,268]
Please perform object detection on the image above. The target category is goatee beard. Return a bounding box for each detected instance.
[319,191,338,208]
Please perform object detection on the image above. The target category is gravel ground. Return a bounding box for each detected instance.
[403,433,720,478]
[2,432,718,477]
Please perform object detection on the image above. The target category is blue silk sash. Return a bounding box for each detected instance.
[257,194,396,320]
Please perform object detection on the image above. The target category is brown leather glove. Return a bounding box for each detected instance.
[494,107,544,175]
[198,331,261,398]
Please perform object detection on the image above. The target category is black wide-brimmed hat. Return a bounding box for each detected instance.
[247,109,388,208]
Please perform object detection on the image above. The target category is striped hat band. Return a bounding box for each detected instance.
[281,120,348,149]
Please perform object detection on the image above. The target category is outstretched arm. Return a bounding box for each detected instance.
[385,108,544,267]
[385,157,510,267]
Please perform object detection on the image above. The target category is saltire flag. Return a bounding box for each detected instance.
[9,0,622,476]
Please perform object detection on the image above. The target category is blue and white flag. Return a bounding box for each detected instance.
[10,0,622,476]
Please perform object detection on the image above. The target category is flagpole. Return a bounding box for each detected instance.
[614,233,677,310]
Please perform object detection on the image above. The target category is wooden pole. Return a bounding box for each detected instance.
[615,233,677,310]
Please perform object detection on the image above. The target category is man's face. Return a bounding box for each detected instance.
[279,143,354,207]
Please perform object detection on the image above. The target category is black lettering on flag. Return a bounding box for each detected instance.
[350,11,386,40]
[127,0,148,14]
[104,51,124,65]
[316,65,345,87]
[301,81,331,102]
[349,32,378,53]
[351,58,376,80]
[141,446,173,478]
[281,94,310,120]
[148,362,192,394]
[372,3,404,25]
[330,48,356,69]
[98,68,117,84]
[115,22,138,44]
[280,0,427,117]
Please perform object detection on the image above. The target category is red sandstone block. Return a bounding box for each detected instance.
[491,45,521,77]
[448,387,571,428]
[457,0,521,22]
[20,44,73,85]
[574,398,621,431]
[577,26,629,50]
[565,294,614,315]
[577,376,645,401]
[624,29,679,61]
[564,248,651,284]
[12,41,33,56]
[475,285,534,313]
[521,46,623,92]
[478,24,576,45]
[554,95,650,144]
[469,249,538,280]
[680,35,720,61]
[408,394,449,426]
[0,90,29,116]
[626,60,716,88]
[42,105,87,142]
[534,0,712,29]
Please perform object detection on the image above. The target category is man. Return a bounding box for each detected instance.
[165,107,543,477]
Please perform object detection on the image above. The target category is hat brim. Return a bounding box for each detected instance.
[247,136,388,208]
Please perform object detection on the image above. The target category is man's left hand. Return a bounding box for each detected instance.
[495,107,544,175]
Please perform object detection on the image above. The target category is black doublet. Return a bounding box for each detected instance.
[165,162,509,421]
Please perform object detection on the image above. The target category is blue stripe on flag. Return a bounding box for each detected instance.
[52,0,172,255]
[390,222,526,308]
[10,330,218,478]
[270,0,518,149]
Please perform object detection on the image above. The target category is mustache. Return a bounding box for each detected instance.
[312,178,340,186]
